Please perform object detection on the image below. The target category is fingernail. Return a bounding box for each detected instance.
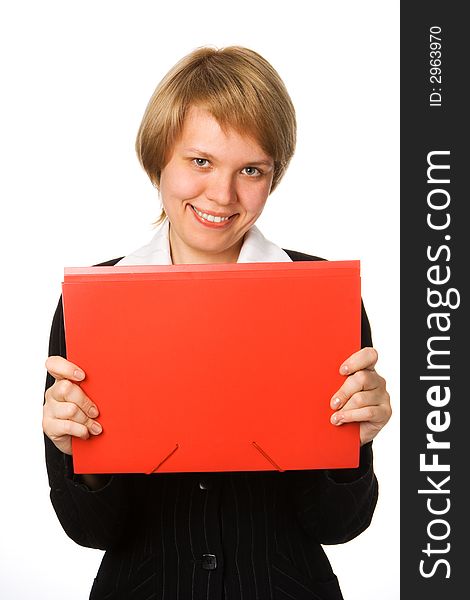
[332,397,341,408]
[89,406,99,418]
[331,413,343,425]
[91,422,102,435]
[74,369,85,380]
[340,365,349,375]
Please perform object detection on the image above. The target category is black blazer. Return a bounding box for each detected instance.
[44,250,378,600]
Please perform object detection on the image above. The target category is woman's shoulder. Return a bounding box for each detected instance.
[93,257,125,267]
[282,249,326,262]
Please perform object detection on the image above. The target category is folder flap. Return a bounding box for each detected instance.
[63,260,359,282]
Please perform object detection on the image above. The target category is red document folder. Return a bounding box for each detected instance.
[62,260,361,474]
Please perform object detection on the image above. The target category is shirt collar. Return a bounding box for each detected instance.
[116,219,292,265]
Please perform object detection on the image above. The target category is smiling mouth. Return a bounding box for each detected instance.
[190,204,236,224]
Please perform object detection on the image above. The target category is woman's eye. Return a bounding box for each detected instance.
[242,166,261,176]
[193,158,209,168]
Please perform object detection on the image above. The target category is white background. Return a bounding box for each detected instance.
[0,1,399,598]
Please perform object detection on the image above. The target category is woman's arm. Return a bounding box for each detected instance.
[283,441,378,544]
[43,297,131,550]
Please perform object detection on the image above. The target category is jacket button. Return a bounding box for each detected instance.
[199,479,212,490]
[201,554,217,570]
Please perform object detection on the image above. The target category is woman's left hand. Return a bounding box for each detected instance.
[329,347,392,445]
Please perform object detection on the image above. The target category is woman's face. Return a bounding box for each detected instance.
[160,105,274,264]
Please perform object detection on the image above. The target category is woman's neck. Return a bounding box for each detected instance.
[168,225,243,265]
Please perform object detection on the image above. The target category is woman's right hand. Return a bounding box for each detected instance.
[43,356,102,455]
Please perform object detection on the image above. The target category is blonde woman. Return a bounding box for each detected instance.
[43,46,391,600]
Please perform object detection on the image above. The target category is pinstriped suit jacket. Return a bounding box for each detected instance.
[44,250,378,600]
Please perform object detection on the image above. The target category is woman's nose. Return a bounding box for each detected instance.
[205,172,237,205]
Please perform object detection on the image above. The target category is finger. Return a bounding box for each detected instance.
[45,379,99,419]
[334,390,379,412]
[330,370,384,410]
[51,401,103,435]
[331,404,386,426]
[45,355,86,382]
[339,347,378,376]
[44,416,92,441]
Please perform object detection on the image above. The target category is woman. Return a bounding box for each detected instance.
[43,46,391,600]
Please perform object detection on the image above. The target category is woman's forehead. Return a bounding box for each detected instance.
[175,106,272,162]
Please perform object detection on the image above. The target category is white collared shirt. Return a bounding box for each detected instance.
[116,219,292,266]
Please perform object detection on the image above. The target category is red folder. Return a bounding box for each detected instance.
[62,260,361,474]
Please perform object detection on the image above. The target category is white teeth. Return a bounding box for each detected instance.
[192,205,231,223]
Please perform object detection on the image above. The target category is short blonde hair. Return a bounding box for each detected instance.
[136,46,296,218]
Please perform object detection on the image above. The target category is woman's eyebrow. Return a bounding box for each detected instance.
[183,147,273,167]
